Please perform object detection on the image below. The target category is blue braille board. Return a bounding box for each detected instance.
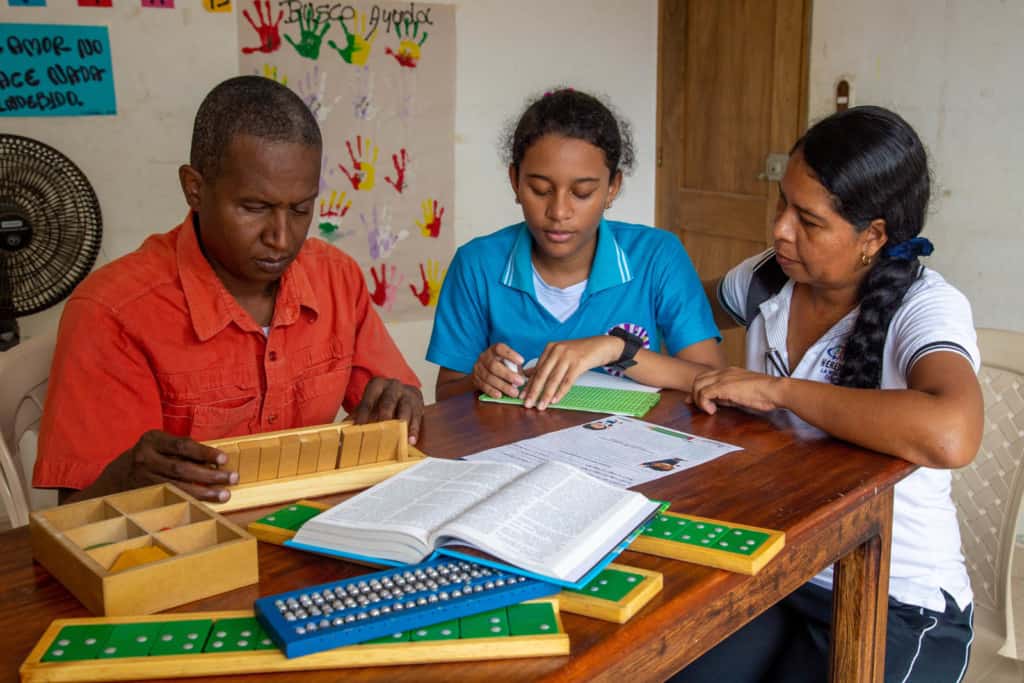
[254,556,560,658]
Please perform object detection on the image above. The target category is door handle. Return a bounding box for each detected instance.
[757,153,788,182]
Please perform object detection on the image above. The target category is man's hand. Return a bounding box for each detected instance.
[104,430,238,503]
[352,378,424,445]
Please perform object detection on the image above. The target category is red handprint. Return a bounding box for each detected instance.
[385,19,428,68]
[409,260,445,307]
[416,198,444,238]
[241,1,283,55]
[316,190,353,240]
[337,135,379,191]
[410,266,431,306]
[369,264,403,311]
[384,148,408,194]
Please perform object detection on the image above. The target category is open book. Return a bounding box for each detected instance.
[289,458,659,585]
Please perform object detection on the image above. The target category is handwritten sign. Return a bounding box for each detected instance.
[0,24,116,117]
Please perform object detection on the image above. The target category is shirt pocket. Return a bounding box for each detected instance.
[291,338,353,424]
[162,393,260,441]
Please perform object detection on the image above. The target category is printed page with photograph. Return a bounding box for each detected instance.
[465,416,741,488]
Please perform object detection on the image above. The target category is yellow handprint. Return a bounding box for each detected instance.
[337,135,379,191]
[410,259,447,307]
[328,11,377,66]
[416,198,444,238]
[260,63,287,86]
[386,19,428,68]
[316,190,353,240]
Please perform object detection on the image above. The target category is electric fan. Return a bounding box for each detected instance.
[0,134,102,350]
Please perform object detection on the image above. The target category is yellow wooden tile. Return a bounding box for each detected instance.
[297,434,320,475]
[317,429,341,472]
[277,436,300,478]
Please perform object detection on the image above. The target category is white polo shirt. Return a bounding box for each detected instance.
[719,249,978,612]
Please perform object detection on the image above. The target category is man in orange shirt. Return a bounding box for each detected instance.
[34,76,423,505]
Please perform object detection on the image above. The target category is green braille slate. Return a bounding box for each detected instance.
[458,608,509,639]
[255,504,323,530]
[508,602,558,636]
[567,568,643,602]
[410,618,460,641]
[42,624,113,662]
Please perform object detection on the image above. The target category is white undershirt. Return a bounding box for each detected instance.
[532,265,587,323]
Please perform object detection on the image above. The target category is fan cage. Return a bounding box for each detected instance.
[0,134,103,318]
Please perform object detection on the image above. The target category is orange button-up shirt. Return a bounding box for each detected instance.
[34,214,419,491]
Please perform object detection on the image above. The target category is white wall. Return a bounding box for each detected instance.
[807,0,1024,333]
[6,1,658,404]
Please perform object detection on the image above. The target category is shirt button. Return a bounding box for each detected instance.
[269,351,278,361]
[267,414,277,424]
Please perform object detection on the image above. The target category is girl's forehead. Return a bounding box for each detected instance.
[521,134,608,173]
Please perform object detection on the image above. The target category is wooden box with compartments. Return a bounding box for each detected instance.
[29,483,258,616]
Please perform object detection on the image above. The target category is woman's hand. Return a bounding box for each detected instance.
[472,343,527,398]
[521,336,623,409]
[691,367,786,415]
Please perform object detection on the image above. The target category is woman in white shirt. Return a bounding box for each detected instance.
[672,106,982,683]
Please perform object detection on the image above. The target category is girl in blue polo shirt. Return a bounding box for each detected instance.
[673,107,980,682]
[428,88,723,404]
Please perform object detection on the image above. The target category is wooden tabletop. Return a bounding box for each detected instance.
[1,392,913,683]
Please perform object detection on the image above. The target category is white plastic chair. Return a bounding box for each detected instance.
[0,329,57,528]
[951,328,1024,680]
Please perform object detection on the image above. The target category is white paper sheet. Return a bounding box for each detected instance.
[465,416,741,488]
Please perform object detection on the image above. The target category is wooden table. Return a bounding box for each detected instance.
[1,392,913,683]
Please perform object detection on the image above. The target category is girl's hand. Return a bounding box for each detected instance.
[522,336,622,409]
[473,343,527,398]
[691,367,786,415]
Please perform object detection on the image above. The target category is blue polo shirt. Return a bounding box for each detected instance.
[426,219,719,374]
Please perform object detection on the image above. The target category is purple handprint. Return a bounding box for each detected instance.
[361,206,409,260]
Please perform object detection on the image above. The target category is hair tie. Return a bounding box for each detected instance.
[543,87,574,97]
[884,236,934,260]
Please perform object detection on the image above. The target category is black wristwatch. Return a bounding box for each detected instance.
[607,327,643,371]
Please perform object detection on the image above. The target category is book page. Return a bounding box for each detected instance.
[466,415,741,488]
[435,460,655,581]
[314,458,524,536]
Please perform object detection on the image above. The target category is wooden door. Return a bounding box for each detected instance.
[656,0,811,364]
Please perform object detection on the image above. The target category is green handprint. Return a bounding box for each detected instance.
[328,11,376,66]
[285,5,331,60]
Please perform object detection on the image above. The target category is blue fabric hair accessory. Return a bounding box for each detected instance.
[884,236,934,260]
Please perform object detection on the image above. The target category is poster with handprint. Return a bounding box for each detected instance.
[237,1,454,323]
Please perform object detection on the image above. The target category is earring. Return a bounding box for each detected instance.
[861,252,871,266]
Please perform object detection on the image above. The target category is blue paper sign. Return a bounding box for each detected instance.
[7,1,48,7]
[0,23,117,117]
